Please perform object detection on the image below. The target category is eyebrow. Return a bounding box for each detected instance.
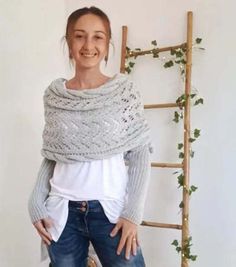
[73,29,106,35]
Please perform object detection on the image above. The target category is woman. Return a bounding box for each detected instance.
[28,6,153,267]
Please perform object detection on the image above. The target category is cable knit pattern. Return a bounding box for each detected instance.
[41,73,153,162]
[28,72,154,225]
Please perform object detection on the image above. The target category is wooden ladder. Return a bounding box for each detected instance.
[119,11,193,267]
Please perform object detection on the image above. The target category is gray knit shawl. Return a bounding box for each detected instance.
[41,73,153,163]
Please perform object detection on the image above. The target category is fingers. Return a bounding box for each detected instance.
[43,217,54,228]
[37,229,51,246]
[110,222,122,237]
[33,219,53,245]
[110,221,128,257]
[110,218,140,260]
[125,235,133,259]
[117,232,127,256]
[131,236,137,256]
[117,234,138,260]
[136,235,140,247]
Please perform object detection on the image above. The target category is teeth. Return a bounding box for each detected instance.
[82,53,96,57]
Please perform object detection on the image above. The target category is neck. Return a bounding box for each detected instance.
[72,66,108,89]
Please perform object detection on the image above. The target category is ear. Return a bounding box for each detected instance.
[69,49,73,59]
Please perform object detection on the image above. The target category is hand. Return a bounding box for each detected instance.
[110,217,140,260]
[33,217,54,246]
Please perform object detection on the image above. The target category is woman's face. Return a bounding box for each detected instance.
[69,14,109,70]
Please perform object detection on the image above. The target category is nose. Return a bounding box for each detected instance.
[83,37,94,50]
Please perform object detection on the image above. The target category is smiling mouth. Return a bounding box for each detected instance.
[81,52,97,58]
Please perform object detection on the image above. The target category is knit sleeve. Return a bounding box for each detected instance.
[28,158,56,224]
[120,143,152,225]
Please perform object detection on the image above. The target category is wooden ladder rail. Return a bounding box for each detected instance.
[120,11,193,267]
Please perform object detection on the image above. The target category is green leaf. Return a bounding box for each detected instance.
[189,138,196,143]
[134,48,141,51]
[129,61,135,67]
[194,98,204,105]
[190,255,197,261]
[175,60,181,64]
[190,185,198,192]
[176,50,183,58]
[176,94,186,105]
[179,201,184,208]
[190,150,194,158]
[194,129,201,138]
[164,60,174,68]
[153,52,159,58]
[151,40,157,46]
[177,174,184,187]
[173,111,179,123]
[190,93,197,98]
[173,170,180,174]
[196,38,202,44]
[170,48,176,55]
[125,67,131,74]
[178,143,184,150]
[179,152,184,158]
[176,247,182,253]
[171,240,179,246]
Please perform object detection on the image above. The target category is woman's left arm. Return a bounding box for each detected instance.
[110,143,152,260]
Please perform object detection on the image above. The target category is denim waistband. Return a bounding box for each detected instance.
[68,200,103,212]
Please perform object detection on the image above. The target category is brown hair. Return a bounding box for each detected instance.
[62,6,113,67]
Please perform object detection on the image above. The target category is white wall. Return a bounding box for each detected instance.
[0,0,235,266]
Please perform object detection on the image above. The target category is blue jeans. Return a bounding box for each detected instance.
[47,200,146,267]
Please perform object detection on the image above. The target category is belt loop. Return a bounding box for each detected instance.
[86,201,89,212]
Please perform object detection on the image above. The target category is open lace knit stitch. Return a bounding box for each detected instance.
[41,73,153,163]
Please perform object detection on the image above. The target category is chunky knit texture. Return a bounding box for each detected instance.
[41,73,153,162]
[28,73,154,225]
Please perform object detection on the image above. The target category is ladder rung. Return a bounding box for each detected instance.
[151,162,183,168]
[128,43,186,58]
[144,103,183,109]
[141,220,182,230]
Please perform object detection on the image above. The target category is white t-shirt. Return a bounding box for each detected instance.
[44,152,129,243]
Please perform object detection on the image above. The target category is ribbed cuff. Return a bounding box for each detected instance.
[28,199,49,224]
[120,143,151,225]
[28,158,56,224]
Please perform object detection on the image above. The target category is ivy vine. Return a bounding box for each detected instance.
[171,236,197,261]
[125,37,204,77]
[124,37,205,264]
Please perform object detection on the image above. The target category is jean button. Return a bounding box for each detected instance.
[82,201,87,207]
[81,207,86,212]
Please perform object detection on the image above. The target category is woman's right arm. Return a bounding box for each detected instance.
[28,157,56,224]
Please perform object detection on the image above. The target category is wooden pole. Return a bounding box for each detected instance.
[142,221,182,230]
[120,26,128,73]
[127,43,186,58]
[181,11,193,267]
[151,162,183,168]
[144,103,182,109]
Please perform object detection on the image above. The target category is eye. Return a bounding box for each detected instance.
[95,36,103,39]
[75,35,83,39]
